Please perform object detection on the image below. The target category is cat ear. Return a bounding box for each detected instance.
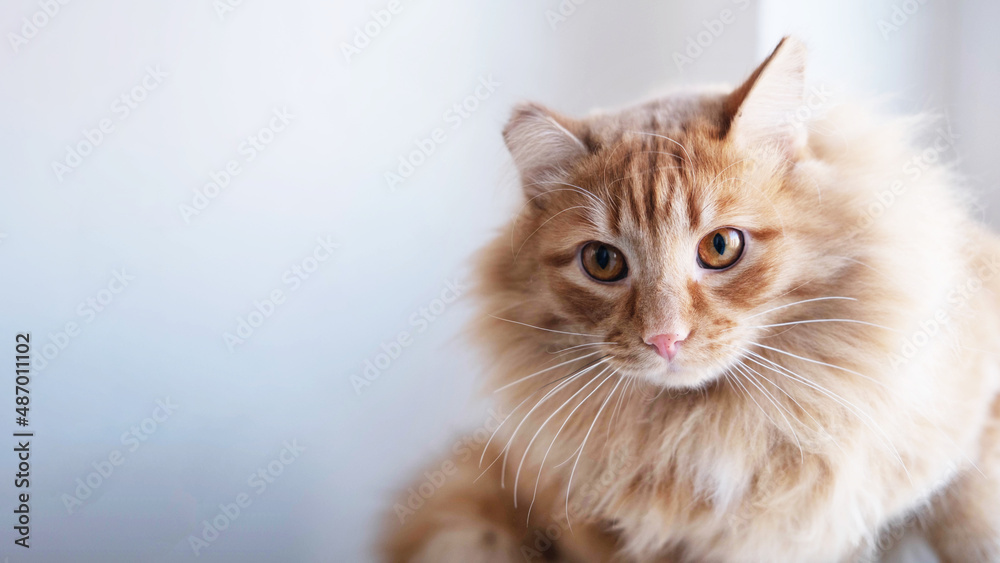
[503,102,589,197]
[724,36,807,157]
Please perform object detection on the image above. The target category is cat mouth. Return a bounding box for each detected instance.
[608,355,702,389]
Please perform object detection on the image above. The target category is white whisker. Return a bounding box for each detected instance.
[629,131,694,165]
[565,369,624,531]
[736,358,840,453]
[487,315,603,338]
[510,186,606,257]
[704,158,754,195]
[741,349,911,481]
[744,296,857,321]
[477,358,610,477]
[519,181,609,213]
[495,359,612,486]
[479,354,609,469]
[515,205,591,261]
[494,350,605,393]
[519,366,615,519]
[749,342,890,390]
[549,342,613,354]
[553,443,583,469]
[740,318,898,333]
[728,366,780,429]
[733,361,803,462]
[607,374,632,439]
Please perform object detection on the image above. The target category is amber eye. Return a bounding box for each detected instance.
[580,242,628,282]
[697,228,745,270]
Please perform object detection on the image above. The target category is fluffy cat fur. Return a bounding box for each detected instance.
[381,37,1000,562]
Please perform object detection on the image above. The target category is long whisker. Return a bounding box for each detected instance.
[494,359,614,487]
[518,181,609,213]
[733,361,803,463]
[478,356,609,471]
[514,205,591,261]
[757,325,800,340]
[632,150,686,160]
[703,158,754,195]
[736,358,839,453]
[553,443,583,469]
[494,350,605,393]
[629,131,693,165]
[743,297,857,321]
[722,370,742,399]
[519,366,616,519]
[487,315,603,338]
[510,186,606,257]
[602,136,626,194]
[727,366,780,429]
[607,374,632,440]
[605,163,685,189]
[749,342,891,390]
[741,349,911,481]
[739,318,898,333]
[565,369,624,531]
[549,342,613,354]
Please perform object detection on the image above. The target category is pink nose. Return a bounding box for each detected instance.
[646,333,685,361]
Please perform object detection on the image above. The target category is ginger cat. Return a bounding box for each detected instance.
[382,37,1000,562]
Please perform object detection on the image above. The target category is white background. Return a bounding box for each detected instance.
[0,0,996,561]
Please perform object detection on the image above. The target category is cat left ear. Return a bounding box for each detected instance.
[723,36,807,157]
[503,102,590,198]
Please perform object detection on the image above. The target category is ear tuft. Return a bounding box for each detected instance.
[724,36,808,157]
[503,102,589,197]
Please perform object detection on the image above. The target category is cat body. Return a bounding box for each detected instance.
[383,38,1000,562]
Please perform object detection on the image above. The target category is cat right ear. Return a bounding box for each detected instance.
[502,102,589,198]
[723,36,808,158]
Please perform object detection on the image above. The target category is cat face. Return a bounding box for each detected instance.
[490,38,838,389]
[505,129,798,389]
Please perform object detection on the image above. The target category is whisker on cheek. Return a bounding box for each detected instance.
[742,296,858,321]
[520,365,616,521]
[487,314,604,338]
[565,368,625,532]
[477,356,612,481]
[493,350,605,393]
[739,349,912,482]
[547,341,614,354]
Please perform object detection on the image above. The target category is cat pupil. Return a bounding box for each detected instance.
[596,246,610,269]
[713,233,726,255]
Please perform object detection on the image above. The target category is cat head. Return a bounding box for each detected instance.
[481,37,863,390]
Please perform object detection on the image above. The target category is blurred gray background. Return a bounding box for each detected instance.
[0,0,996,561]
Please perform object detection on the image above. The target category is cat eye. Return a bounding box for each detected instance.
[580,241,628,282]
[697,227,745,270]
